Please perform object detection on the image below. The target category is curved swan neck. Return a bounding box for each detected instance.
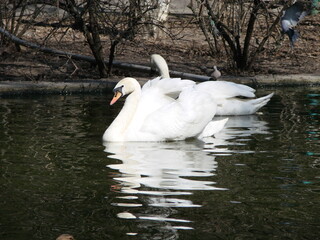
[115,90,140,130]
[159,66,170,78]
[151,54,170,78]
[103,79,141,141]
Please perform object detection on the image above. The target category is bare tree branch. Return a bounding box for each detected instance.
[0,26,212,82]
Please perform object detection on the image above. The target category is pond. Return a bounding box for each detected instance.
[0,87,319,240]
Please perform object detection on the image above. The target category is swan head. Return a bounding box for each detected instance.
[110,77,141,105]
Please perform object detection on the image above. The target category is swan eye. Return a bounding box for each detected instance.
[113,85,124,96]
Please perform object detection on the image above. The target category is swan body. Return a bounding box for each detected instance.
[151,54,274,115]
[103,77,227,142]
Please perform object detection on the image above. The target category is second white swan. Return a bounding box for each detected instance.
[150,54,274,116]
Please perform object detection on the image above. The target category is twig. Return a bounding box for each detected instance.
[0,27,213,82]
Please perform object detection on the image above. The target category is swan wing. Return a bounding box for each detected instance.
[139,87,217,141]
[195,81,256,99]
[130,77,195,129]
[142,77,195,98]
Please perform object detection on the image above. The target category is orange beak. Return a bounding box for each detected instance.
[110,91,122,105]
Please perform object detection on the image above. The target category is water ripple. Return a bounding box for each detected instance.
[103,114,271,235]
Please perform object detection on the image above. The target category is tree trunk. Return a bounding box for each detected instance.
[65,0,107,77]
[88,0,107,77]
[241,0,260,70]
[107,39,120,75]
[154,0,170,39]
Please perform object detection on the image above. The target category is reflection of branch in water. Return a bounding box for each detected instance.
[1,100,13,146]
[278,90,311,144]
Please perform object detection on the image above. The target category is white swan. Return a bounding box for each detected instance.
[103,77,228,142]
[150,54,274,116]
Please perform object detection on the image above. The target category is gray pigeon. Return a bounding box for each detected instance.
[281,2,308,47]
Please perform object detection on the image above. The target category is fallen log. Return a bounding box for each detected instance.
[0,27,213,82]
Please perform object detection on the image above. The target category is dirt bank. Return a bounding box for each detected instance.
[0,13,320,90]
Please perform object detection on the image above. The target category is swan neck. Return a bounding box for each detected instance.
[104,87,141,141]
[151,54,170,78]
[159,66,170,78]
[114,90,141,128]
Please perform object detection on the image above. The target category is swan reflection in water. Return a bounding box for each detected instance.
[103,115,270,236]
[204,115,270,153]
[105,140,224,193]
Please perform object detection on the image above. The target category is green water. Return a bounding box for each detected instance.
[0,88,319,240]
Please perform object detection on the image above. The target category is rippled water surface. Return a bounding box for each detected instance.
[0,88,319,240]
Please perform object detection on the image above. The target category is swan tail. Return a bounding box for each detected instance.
[215,92,274,115]
[250,92,274,113]
[198,118,229,139]
[230,82,256,98]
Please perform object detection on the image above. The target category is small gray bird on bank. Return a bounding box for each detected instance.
[211,66,221,80]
